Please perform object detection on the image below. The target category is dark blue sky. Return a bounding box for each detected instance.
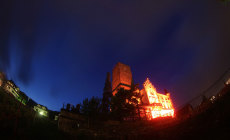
[1,0,230,111]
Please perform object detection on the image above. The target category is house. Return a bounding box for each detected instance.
[34,104,48,117]
[4,80,20,98]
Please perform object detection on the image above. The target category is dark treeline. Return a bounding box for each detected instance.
[62,88,141,121]
[62,72,142,121]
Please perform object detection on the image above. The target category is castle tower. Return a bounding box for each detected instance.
[112,62,132,95]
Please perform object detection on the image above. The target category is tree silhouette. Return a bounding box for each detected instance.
[81,96,101,118]
[102,72,112,113]
[66,103,71,111]
[75,104,80,114]
[110,88,141,121]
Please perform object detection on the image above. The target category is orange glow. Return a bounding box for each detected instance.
[143,78,174,119]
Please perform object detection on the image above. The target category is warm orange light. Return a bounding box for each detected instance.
[143,78,174,119]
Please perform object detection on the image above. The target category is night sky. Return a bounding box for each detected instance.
[1,0,230,111]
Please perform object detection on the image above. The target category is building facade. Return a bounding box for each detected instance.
[111,62,174,120]
[3,80,27,105]
[4,80,20,98]
[34,104,48,117]
[58,109,85,133]
[140,78,174,119]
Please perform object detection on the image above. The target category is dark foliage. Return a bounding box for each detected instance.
[80,96,101,118]
[102,72,112,113]
[27,98,37,108]
[0,88,65,139]
[110,88,141,121]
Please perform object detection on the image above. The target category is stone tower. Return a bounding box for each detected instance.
[112,62,132,95]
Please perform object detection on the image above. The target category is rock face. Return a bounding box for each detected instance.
[112,62,132,95]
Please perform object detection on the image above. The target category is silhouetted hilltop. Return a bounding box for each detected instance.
[138,85,230,140]
[0,88,66,140]
[1,84,230,140]
[58,85,230,140]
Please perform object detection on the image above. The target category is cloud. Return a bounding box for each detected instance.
[0,0,40,85]
[166,1,230,107]
[0,1,12,71]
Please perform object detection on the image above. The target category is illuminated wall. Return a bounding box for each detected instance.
[141,78,174,119]
[4,81,20,98]
[3,80,27,105]
[112,62,132,95]
[34,104,48,117]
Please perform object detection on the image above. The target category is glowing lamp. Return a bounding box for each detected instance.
[39,111,44,116]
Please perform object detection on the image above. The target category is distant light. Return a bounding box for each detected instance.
[226,78,230,85]
[39,111,44,115]
[210,96,216,103]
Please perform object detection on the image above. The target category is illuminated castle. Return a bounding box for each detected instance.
[112,62,174,119]
[140,78,174,119]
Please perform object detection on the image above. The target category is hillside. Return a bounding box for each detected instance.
[121,85,230,140]
[0,88,66,140]
[1,85,230,140]
[62,85,230,140]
